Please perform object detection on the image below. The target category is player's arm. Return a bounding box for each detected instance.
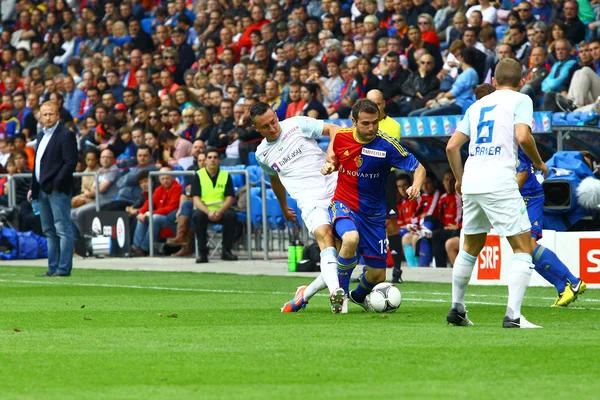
[516,171,528,189]
[446,131,470,196]
[322,130,340,175]
[322,123,341,166]
[515,124,548,177]
[407,164,426,200]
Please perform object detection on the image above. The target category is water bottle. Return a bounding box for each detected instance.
[287,239,297,272]
[295,239,304,266]
[32,200,40,216]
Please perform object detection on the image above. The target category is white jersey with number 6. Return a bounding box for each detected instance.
[456,89,533,194]
[256,116,337,211]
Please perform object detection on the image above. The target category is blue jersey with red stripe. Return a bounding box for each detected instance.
[332,128,420,217]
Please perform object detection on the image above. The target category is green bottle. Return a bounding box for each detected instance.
[295,240,304,265]
[288,239,297,272]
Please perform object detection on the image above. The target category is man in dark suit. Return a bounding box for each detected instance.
[28,101,78,277]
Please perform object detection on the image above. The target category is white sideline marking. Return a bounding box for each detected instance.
[0,279,599,310]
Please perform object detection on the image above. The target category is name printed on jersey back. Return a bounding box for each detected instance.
[470,146,502,156]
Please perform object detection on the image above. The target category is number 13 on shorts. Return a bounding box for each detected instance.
[379,238,389,255]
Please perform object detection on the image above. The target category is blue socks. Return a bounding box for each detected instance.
[403,244,418,267]
[338,254,358,294]
[533,244,579,294]
[351,273,376,303]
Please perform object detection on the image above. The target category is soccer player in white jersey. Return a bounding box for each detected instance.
[445,58,549,328]
[250,102,343,313]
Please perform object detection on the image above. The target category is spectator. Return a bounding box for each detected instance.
[407,26,443,73]
[301,83,328,119]
[563,1,587,45]
[71,148,120,237]
[542,39,580,111]
[520,47,550,106]
[105,146,157,212]
[192,148,238,263]
[509,24,533,65]
[417,14,440,48]
[286,81,307,118]
[409,47,478,116]
[71,149,100,209]
[430,170,462,268]
[396,53,441,116]
[131,166,183,257]
[159,130,192,168]
[168,152,208,257]
[0,103,20,140]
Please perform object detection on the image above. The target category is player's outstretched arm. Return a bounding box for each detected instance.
[407,164,426,200]
[446,130,470,196]
[515,124,548,178]
[269,174,296,222]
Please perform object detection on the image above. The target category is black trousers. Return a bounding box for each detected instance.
[102,200,133,211]
[431,228,461,268]
[193,208,237,253]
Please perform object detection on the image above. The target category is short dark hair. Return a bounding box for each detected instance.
[206,147,220,157]
[249,102,272,123]
[474,83,496,100]
[351,99,379,121]
[136,169,150,183]
[137,144,151,154]
[509,23,527,34]
[396,173,412,184]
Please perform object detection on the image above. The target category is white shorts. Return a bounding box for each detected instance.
[301,200,332,239]
[462,189,531,237]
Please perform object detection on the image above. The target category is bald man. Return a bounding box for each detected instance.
[366,89,404,283]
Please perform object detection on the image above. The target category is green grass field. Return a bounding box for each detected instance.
[1,266,599,400]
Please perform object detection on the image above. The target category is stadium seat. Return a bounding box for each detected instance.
[248,152,259,166]
[250,195,263,229]
[266,197,286,231]
[580,110,597,122]
[318,142,329,152]
[247,165,271,187]
[565,112,582,125]
[552,112,568,126]
[172,165,186,186]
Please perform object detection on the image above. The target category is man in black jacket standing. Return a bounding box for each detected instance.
[28,101,78,277]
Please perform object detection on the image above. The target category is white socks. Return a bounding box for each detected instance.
[452,250,477,313]
[303,247,338,300]
[506,252,534,320]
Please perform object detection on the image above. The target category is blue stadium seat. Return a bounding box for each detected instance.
[496,25,508,40]
[565,112,582,125]
[250,195,263,229]
[250,187,261,198]
[286,195,303,226]
[318,141,329,152]
[266,197,286,230]
[552,112,568,126]
[172,165,186,186]
[247,165,271,187]
[580,110,597,122]
[248,152,259,166]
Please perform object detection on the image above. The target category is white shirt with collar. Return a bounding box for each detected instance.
[35,121,59,182]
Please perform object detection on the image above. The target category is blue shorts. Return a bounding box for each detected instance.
[330,200,388,268]
[525,195,543,239]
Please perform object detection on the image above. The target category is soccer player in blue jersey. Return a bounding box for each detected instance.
[446,59,548,329]
[476,83,587,307]
[321,100,426,313]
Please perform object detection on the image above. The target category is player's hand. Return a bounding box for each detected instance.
[321,161,336,175]
[27,190,32,203]
[283,207,297,222]
[535,162,549,178]
[455,180,462,197]
[406,186,421,201]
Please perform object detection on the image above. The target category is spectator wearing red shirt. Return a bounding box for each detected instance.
[430,170,463,268]
[132,166,183,256]
[238,5,270,50]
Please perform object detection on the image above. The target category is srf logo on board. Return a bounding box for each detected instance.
[579,238,600,284]
[477,235,501,280]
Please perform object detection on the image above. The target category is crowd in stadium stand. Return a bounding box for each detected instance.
[0,0,598,260]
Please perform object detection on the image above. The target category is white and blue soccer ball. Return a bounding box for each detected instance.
[369,283,402,313]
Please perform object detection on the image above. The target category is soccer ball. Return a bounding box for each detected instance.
[369,283,402,313]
